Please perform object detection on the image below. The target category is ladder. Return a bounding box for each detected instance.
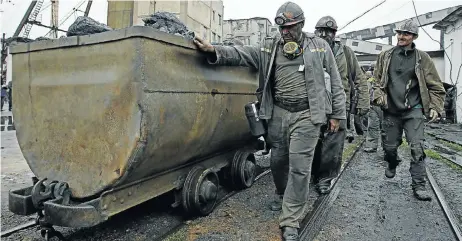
[22,0,45,38]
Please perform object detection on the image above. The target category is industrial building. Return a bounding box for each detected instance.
[107,0,224,43]
[3,1,461,123]
[222,17,273,46]
[223,18,393,54]
[433,6,462,123]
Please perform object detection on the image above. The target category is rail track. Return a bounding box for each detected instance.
[154,167,272,241]
[426,137,462,241]
[157,138,366,241]
[426,168,462,241]
[1,137,369,241]
[298,134,462,241]
[299,138,365,240]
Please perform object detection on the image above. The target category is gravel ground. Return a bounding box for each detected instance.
[315,139,457,241]
[425,124,462,146]
[163,138,364,241]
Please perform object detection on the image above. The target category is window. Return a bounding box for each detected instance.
[213,11,215,21]
[218,14,222,25]
[212,32,216,42]
[375,45,383,51]
[203,26,207,40]
[352,41,359,46]
[218,35,221,43]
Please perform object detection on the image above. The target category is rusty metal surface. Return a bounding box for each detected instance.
[99,151,232,218]
[11,26,258,199]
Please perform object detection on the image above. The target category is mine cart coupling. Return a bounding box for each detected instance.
[4,178,73,240]
[31,178,71,209]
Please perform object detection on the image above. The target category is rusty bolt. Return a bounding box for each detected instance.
[128,191,132,196]
[112,196,117,202]
[120,199,124,204]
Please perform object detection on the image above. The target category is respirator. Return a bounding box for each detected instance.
[282,41,303,60]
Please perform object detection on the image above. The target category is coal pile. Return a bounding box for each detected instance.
[142,12,195,39]
[4,37,34,45]
[67,16,113,37]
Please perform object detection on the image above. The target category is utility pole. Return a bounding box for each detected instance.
[50,0,59,38]
[84,0,92,17]
[1,33,5,85]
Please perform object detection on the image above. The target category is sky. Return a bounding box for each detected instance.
[0,0,461,51]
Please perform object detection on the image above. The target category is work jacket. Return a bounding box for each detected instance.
[209,33,346,124]
[371,44,446,117]
[333,42,370,111]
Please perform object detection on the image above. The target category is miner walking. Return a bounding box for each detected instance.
[194,2,346,240]
[364,71,385,152]
[371,20,446,201]
[311,16,370,194]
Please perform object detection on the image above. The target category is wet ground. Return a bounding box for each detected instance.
[2,104,461,241]
[315,125,462,241]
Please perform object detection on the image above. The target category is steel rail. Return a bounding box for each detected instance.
[154,166,272,241]
[299,138,365,240]
[426,169,462,241]
[1,220,38,238]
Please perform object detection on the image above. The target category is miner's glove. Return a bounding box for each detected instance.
[429,109,439,122]
[357,108,369,116]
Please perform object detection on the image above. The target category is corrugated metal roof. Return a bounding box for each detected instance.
[433,6,462,30]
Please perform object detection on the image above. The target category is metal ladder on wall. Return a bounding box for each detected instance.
[22,0,45,38]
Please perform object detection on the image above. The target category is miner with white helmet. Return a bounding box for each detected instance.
[194,2,346,240]
[311,15,370,194]
[371,19,445,201]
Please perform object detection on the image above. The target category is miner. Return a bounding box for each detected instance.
[371,20,445,201]
[194,2,346,240]
[364,71,385,153]
[311,16,370,194]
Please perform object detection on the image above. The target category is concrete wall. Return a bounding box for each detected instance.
[107,1,135,29]
[223,18,272,46]
[442,18,462,123]
[107,0,223,42]
[432,56,445,82]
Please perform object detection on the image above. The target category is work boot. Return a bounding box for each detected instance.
[270,194,283,211]
[364,147,377,153]
[281,227,299,241]
[385,165,396,178]
[316,180,331,194]
[413,187,432,201]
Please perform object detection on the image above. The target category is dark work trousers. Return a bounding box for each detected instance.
[365,106,384,150]
[1,96,5,110]
[8,90,12,111]
[354,114,365,135]
[383,108,427,187]
[311,120,346,184]
[267,105,321,229]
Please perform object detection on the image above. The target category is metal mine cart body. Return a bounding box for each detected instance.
[8,26,262,229]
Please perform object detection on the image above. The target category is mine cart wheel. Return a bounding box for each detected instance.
[182,166,220,216]
[230,150,257,190]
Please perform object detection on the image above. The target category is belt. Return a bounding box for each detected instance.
[274,99,310,112]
